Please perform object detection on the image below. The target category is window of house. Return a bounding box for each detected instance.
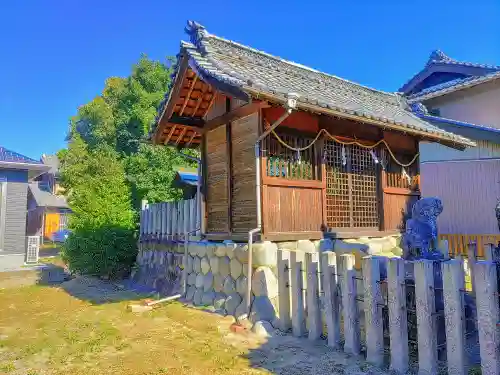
[324,141,379,229]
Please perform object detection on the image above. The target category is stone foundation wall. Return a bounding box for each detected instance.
[133,235,403,329]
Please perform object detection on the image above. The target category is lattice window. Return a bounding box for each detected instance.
[325,141,379,229]
[385,151,419,191]
[264,132,320,180]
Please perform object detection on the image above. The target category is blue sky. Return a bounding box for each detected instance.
[1,0,499,159]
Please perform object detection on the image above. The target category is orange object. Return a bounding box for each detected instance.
[44,213,60,238]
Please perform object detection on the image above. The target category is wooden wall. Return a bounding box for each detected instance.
[383,191,419,231]
[203,100,421,239]
[263,186,323,234]
[231,113,258,233]
[204,94,259,236]
[206,125,228,233]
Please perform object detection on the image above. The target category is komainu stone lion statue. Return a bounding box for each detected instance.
[402,197,443,260]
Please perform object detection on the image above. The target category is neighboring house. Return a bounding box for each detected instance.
[400,50,500,235]
[0,147,49,269]
[26,154,70,242]
[172,167,199,200]
[150,22,473,244]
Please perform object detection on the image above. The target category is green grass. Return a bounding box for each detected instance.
[0,276,266,375]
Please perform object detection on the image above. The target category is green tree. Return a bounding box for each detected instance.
[59,55,191,276]
[60,144,135,277]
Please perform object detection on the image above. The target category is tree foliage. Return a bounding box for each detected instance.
[59,55,194,277]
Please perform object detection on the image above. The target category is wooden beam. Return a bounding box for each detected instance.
[225,98,232,233]
[204,101,270,132]
[175,127,188,146]
[192,84,208,116]
[168,115,205,130]
[186,131,198,147]
[164,125,177,145]
[179,75,198,117]
[201,90,218,118]
[154,57,189,143]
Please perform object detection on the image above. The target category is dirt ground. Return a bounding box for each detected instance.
[0,267,391,375]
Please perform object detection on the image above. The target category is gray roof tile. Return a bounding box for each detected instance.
[155,22,474,148]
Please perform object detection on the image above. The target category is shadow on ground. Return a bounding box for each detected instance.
[233,328,390,374]
[0,263,151,305]
[35,265,153,304]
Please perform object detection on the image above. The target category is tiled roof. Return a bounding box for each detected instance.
[401,50,500,98]
[425,50,500,70]
[0,147,41,164]
[154,22,474,148]
[407,71,500,103]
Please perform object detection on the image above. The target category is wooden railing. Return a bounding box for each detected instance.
[439,233,500,257]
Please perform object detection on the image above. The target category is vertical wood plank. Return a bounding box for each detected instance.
[166,202,172,241]
[291,252,306,337]
[160,202,167,239]
[388,257,408,373]
[190,198,196,235]
[467,243,477,297]
[474,261,500,375]
[415,260,438,375]
[306,253,322,341]
[278,250,292,331]
[139,209,144,238]
[339,254,360,355]
[172,202,177,241]
[363,256,384,366]
[484,243,494,262]
[442,259,466,375]
[322,251,341,348]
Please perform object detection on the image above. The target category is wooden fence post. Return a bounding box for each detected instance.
[467,242,477,297]
[322,252,341,348]
[474,261,500,375]
[388,257,408,374]
[415,259,438,375]
[442,259,466,375]
[278,250,292,332]
[363,256,384,366]
[306,253,322,341]
[339,254,360,355]
[291,252,306,337]
[483,243,494,262]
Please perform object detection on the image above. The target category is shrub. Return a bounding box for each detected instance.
[62,225,136,278]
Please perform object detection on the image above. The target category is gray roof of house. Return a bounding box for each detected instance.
[407,71,500,103]
[29,182,69,209]
[154,21,475,148]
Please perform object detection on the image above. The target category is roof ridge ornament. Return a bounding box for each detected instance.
[185,21,209,52]
[410,103,429,115]
[427,50,452,65]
